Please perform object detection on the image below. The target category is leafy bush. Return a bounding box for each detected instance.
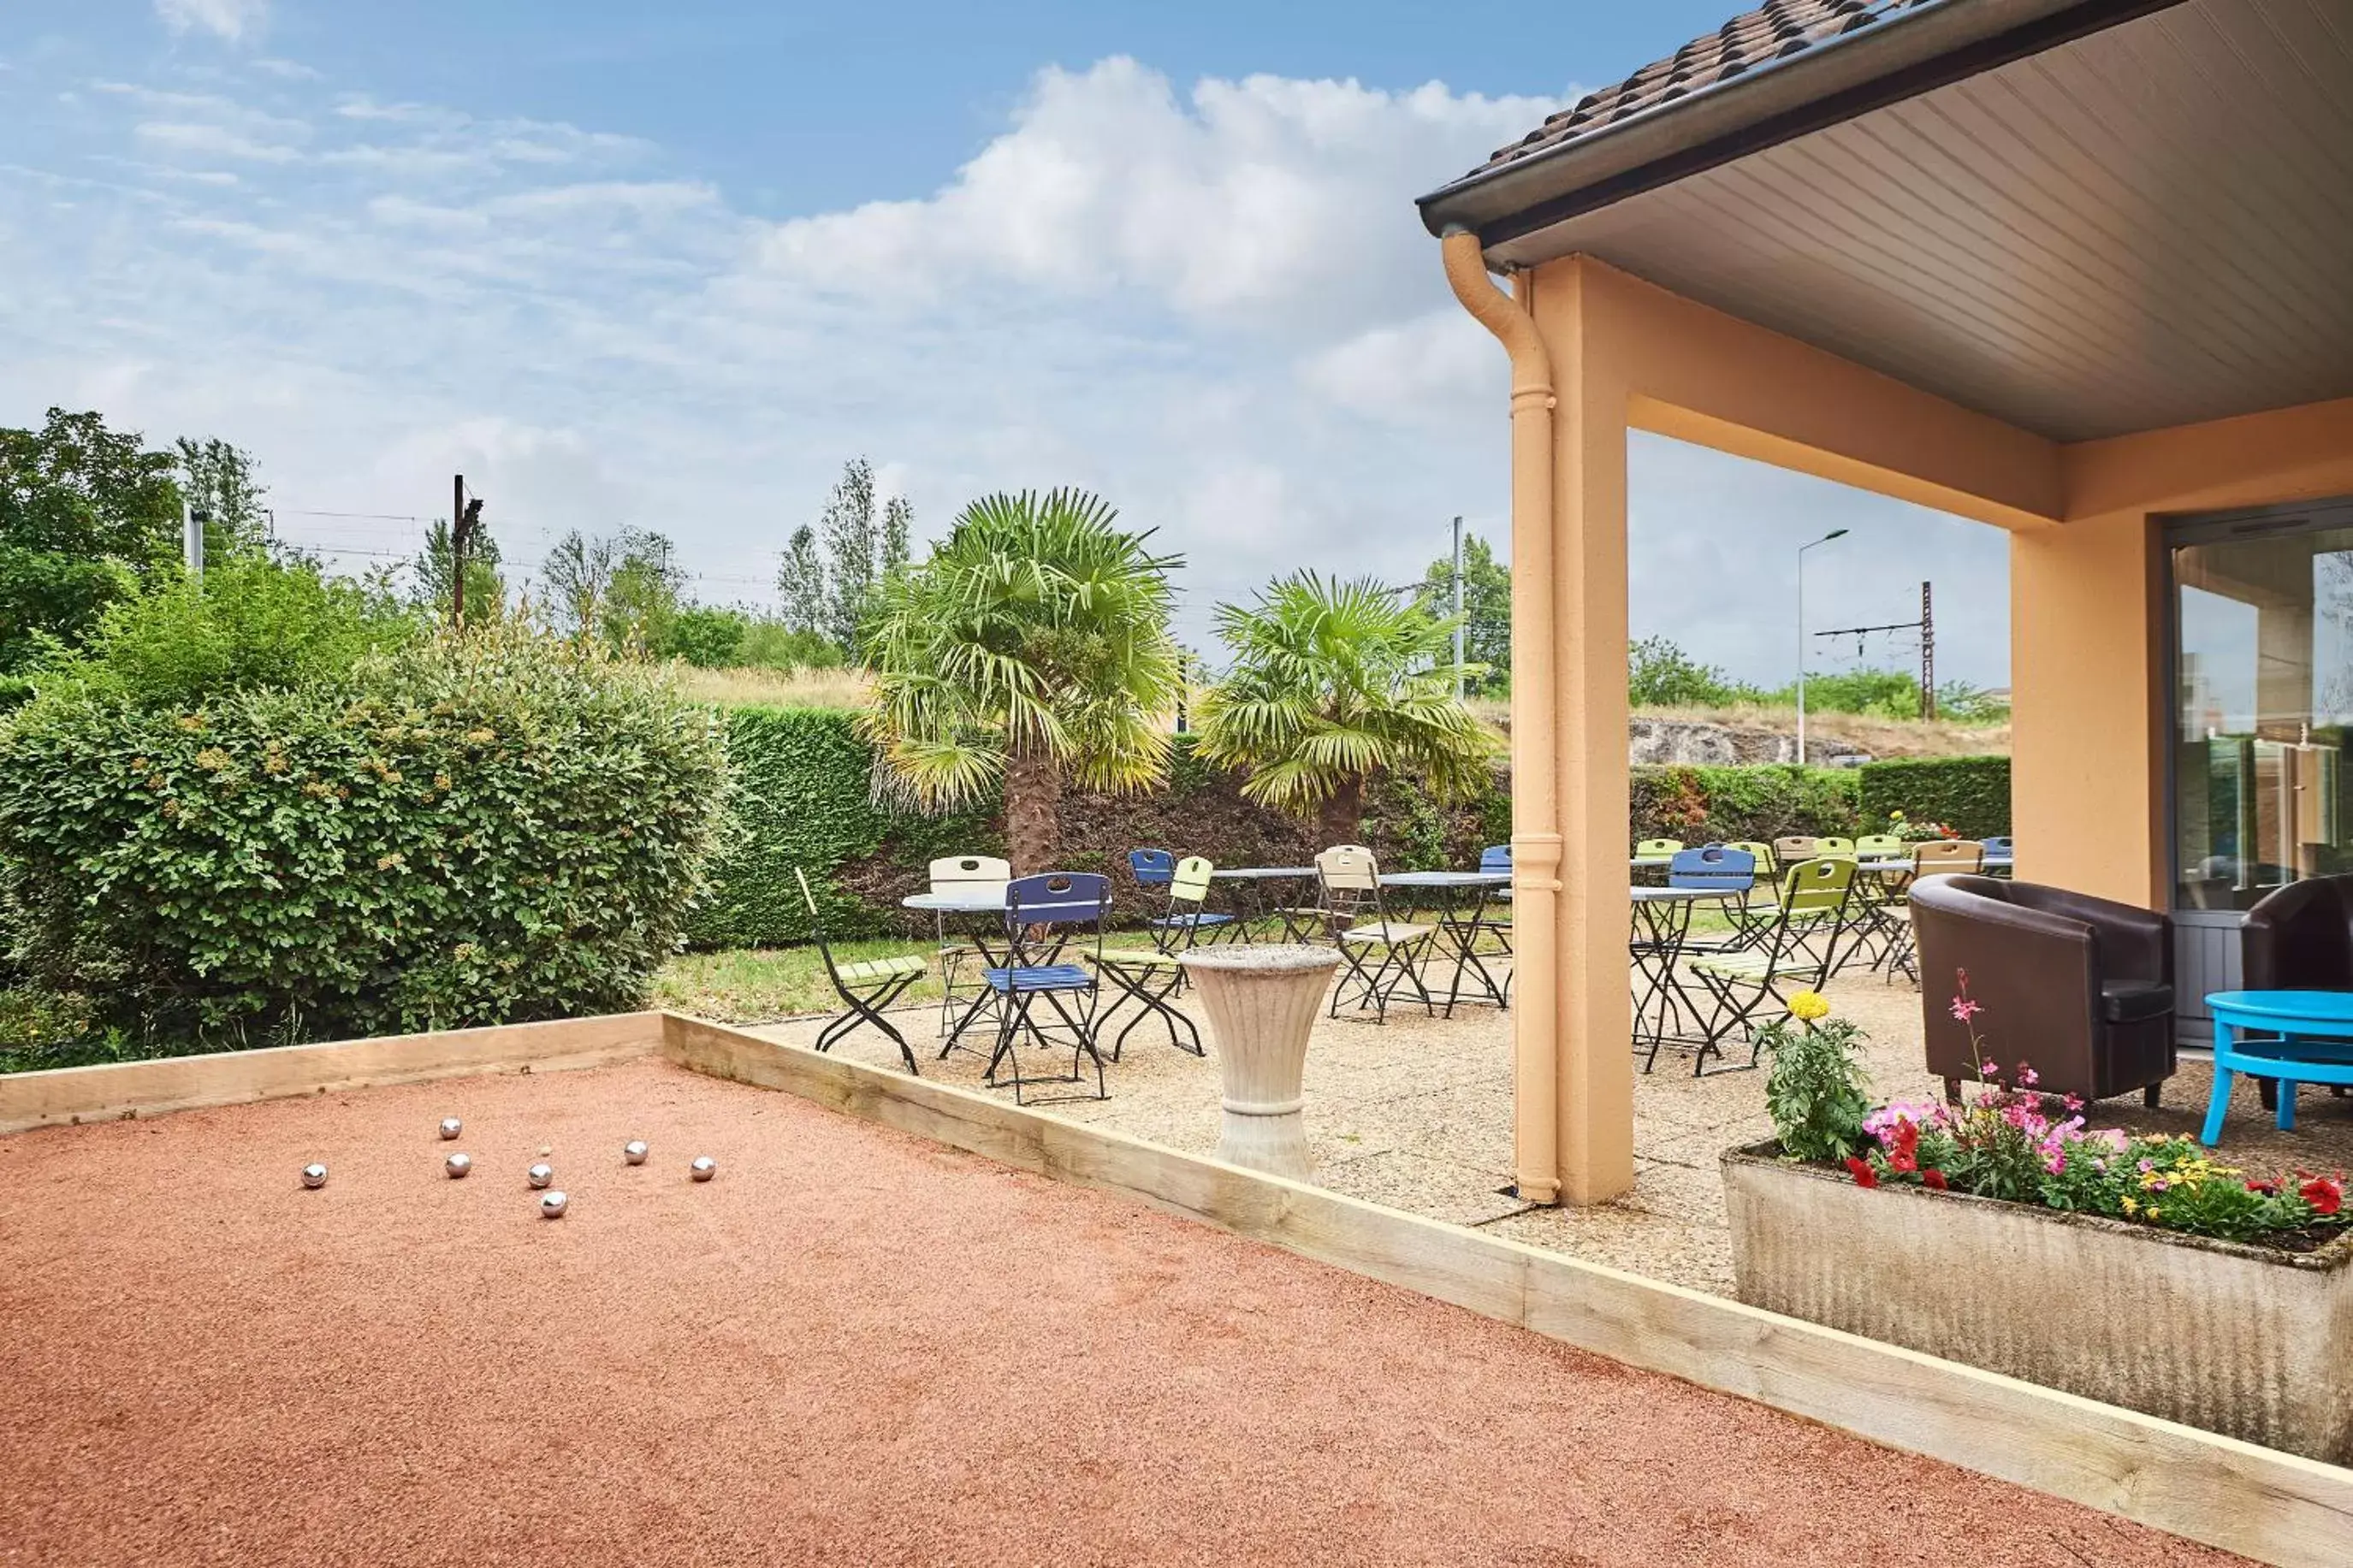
[736,620,844,672]
[1627,636,1764,708]
[661,605,749,667]
[1760,998,1873,1163]
[37,555,418,707]
[1858,755,2009,839]
[0,626,727,1044]
[1632,763,1861,845]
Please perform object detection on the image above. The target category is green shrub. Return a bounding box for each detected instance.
[661,605,749,667]
[737,620,843,672]
[39,555,418,707]
[1633,764,1861,845]
[0,626,727,1044]
[1858,755,2010,838]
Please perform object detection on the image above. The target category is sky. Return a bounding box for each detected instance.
[0,0,2011,689]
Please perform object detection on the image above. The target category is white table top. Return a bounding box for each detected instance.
[1630,885,1740,902]
[1381,871,1512,887]
[902,891,1006,914]
[1212,867,1317,880]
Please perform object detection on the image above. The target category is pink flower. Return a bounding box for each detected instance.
[2062,1094,2084,1114]
[1949,997,1983,1024]
[2043,1150,2066,1175]
[2017,1063,2040,1087]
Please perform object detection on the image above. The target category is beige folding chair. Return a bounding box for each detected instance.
[929,855,1010,1041]
[1315,844,1436,1023]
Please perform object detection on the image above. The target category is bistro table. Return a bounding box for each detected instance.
[1628,885,1743,1071]
[2200,990,2353,1145]
[902,889,1011,1054]
[1378,871,1513,1014]
[1210,866,1319,943]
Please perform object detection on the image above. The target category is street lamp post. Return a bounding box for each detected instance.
[1796,528,1849,764]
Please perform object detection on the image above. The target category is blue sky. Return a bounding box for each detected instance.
[1,1,2010,689]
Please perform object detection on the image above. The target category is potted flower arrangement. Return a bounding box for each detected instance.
[1883,808,1961,843]
[1722,980,2353,1462]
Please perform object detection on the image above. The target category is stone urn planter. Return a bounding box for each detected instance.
[1722,1142,2353,1463]
[1178,946,1338,1181]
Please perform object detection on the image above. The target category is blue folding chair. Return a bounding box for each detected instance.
[983,872,1111,1104]
[1667,846,1755,956]
[1982,836,2015,877]
[1128,849,1176,888]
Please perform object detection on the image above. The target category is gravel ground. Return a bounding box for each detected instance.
[0,1057,2249,1567]
[752,953,2353,1297]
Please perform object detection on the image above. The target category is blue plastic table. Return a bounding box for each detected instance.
[2200,990,2353,1145]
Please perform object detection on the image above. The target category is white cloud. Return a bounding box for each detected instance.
[154,0,270,44]
[0,49,2012,687]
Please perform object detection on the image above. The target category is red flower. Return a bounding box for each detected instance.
[2246,1176,2281,1197]
[1922,1170,1948,1191]
[1888,1121,1920,1175]
[2300,1175,2344,1216]
[1844,1157,1879,1189]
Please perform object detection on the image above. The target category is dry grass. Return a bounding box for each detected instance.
[1642,702,2009,759]
[671,665,873,711]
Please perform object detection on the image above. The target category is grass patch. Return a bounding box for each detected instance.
[651,940,945,1024]
[671,665,873,711]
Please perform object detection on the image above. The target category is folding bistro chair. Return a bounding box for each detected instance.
[929,855,1011,1044]
[1316,844,1437,1022]
[1664,845,1756,955]
[1815,836,1857,856]
[1722,840,1781,938]
[1148,855,1237,953]
[796,870,924,1074]
[1881,839,1985,981]
[1772,835,1820,867]
[1981,836,2015,876]
[1633,837,1684,864]
[1682,856,1856,1074]
[1853,833,1904,860]
[983,872,1111,1104]
[1128,848,1176,891]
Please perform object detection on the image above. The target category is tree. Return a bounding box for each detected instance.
[1627,635,1755,708]
[541,530,619,638]
[819,458,878,654]
[175,437,269,558]
[412,515,505,624]
[1194,573,1495,843]
[880,494,912,575]
[600,529,683,654]
[661,605,750,667]
[1413,530,1511,691]
[775,524,826,636]
[862,489,1182,873]
[0,408,184,672]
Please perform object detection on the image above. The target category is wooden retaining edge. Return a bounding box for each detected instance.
[0,1012,665,1135]
[660,1012,2353,1568]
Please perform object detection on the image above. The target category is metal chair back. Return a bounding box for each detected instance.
[1003,873,1110,964]
[1668,846,1755,892]
[1782,855,1857,914]
[1852,834,1904,858]
[1816,836,1856,855]
[1914,838,1986,873]
[1314,843,1392,932]
[1128,849,1176,887]
[1171,855,1216,901]
[930,855,1011,898]
[1773,835,1820,864]
[1633,837,1683,863]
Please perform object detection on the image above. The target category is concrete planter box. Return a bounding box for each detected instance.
[1722,1142,2353,1463]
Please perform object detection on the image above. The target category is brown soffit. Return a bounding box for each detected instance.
[1415,0,2190,252]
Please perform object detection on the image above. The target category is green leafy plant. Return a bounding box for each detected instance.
[861,488,1183,873]
[1195,572,1495,843]
[1858,755,2010,839]
[0,624,728,1046]
[1759,993,1872,1163]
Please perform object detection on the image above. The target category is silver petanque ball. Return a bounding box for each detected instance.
[438,1117,463,1140]
[300,1163,329,1190]
[526,1163,554,1190]
[445,1151,472,1179]
[539,1190,568,1219]
[623,1139,649,1166]
[689,1155,717,1183]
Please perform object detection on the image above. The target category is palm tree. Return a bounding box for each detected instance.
[1194,572,1496,843]
[861,489,1183,873]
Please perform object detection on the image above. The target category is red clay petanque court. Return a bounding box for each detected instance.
[0,1058,2243,1567]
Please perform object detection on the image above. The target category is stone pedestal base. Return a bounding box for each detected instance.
[1178,946,1338,1181]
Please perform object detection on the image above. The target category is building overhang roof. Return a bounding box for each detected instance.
[1419,0,2353,443]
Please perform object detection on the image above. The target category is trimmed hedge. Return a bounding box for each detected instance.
[687,707,2012,944]
[687,707,1505,947]
[1857,755,2011,839]
[0,633,728,1044]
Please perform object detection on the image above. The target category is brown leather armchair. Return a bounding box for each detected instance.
[2242,876,2353,1112]
[1910,875,2174,1106]
[2243,875,2353,991]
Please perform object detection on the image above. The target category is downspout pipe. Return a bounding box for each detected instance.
[1440,226,1562,1205]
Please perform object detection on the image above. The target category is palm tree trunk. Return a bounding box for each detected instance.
[1003,749,1064,875]
[1317,773,1366,847]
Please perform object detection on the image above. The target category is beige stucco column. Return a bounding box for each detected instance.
[1529,258,1637,1206]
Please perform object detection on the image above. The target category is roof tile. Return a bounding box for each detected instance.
[1469,0,1936,178]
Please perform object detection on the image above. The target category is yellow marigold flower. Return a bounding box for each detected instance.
[1787,991,1832,1022]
